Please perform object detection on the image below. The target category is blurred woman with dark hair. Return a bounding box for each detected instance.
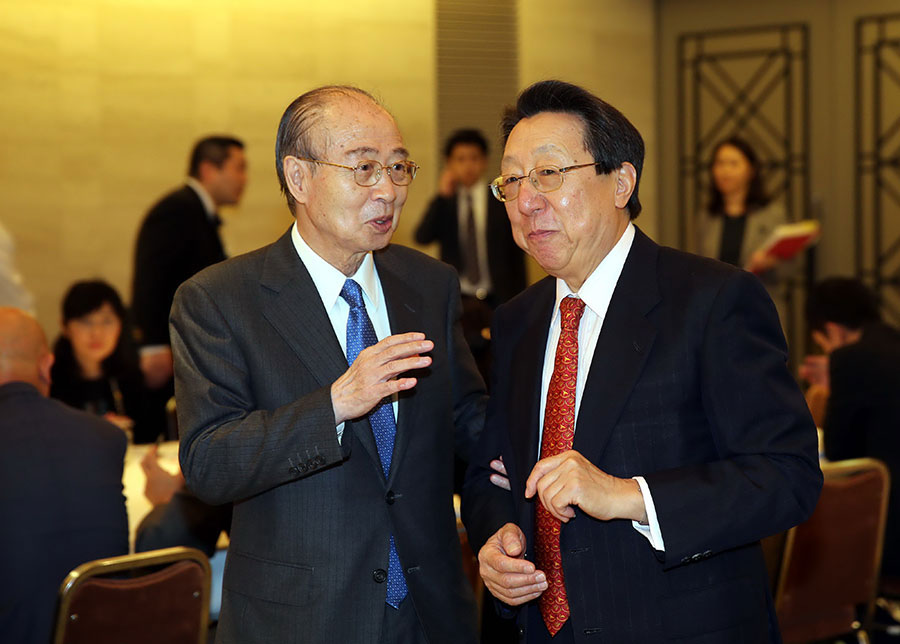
[50,280,157,443]
[699,137,787,276]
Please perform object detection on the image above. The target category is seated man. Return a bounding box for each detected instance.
[0,308,128,644]
[136,444,231,558]
[801,277,900,578]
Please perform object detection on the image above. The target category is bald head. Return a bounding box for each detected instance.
[0,308,53,395]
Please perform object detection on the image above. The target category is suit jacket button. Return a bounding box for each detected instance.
[315,455,326,466]
[373,568,387,583]
[385,491,395,505]
[306,459,317,470]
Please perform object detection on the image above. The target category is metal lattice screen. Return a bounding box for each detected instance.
[677,24,810,361]
[856,13,900,326]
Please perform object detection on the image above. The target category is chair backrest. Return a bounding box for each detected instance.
[53,546,211,644]
[775,458,890,643]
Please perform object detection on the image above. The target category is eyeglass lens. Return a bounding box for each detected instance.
[355,161,416,187]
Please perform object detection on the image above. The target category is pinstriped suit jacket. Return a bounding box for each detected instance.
[462,227,822,643]
[171,228,484,644]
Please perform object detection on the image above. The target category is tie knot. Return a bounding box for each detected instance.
[559,297,586,331]
[340,279,365,309]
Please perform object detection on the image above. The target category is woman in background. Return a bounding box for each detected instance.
[699,137,786,275]
[50,280,157,443]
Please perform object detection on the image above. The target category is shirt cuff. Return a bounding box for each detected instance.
[336,422,345,445]
[632,476,665,551]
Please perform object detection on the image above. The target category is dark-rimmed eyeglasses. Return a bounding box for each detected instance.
[490,162,602,202]
[297,157,419,187]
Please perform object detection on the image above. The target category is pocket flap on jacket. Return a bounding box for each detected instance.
[224,550,317,607]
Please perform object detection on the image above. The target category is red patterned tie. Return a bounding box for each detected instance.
[536,296,586,636]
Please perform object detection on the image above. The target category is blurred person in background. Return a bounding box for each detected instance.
[131,136,246,430]
[50,280,157,443]
[698,137,786,276]
[801,277,900,578]
[0,220,34,313]
[0,307,127,644]
[415,128,526,382]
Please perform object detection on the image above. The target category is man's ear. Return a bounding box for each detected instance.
[614,162,637,210]
[283,156,309,207]
[196,159,220,186]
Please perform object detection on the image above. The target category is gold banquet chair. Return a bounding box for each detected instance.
[53,546,211,644]
[774,458,890,644]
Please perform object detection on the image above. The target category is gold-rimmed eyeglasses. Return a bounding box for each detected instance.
[297,157,419,187]
[490,162,602,202]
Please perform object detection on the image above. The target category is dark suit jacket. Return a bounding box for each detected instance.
[415,189,527,305]
[171,229,486,644]
[0,382,128,644]
[132,185,226,346]
[824,321,900,576]
[462,228,822,643]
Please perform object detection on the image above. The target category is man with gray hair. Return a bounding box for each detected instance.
[172,86,485,643]
[0,308,127,644]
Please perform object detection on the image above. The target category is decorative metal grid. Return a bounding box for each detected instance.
[677,24,810,361]
[856,13,900,326]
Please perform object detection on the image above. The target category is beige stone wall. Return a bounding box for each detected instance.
[516,0,659,283]
[0,0,437,335]
[0,0,657,334]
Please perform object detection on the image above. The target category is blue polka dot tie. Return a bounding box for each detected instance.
[340,279,408,608]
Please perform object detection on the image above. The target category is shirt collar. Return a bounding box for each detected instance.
[290,222,381,312]
[553,222,635,322]
[185,177,217,219]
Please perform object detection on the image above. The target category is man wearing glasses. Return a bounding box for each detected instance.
[170,86,485,644]
[462,80,822,643]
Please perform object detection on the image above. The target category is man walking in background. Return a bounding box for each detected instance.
[131,136,246,436]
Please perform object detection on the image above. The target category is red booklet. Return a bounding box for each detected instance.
[756,220,821,260]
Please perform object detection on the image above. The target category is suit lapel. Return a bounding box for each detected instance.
[259,230,384,473]
[508,279,556,498]
[572,228,661,461]
[375,249,424,487]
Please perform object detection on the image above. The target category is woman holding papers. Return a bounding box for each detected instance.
[699,137,787,276]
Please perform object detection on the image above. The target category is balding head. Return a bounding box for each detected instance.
[0,308,53,395]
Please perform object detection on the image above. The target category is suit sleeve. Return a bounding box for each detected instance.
[171,277,348,506]
[414,196,451,245]
[461,307,517,554]
[133,210,192,346]
[643,270,822,567]
[445,269,488,464]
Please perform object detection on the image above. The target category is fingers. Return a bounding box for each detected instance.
[524,452,566,498]
[489,457,510,490]
[478,523,547,606]
[331,333,434,423]
[525,451,590,522]
[490,473,511,491]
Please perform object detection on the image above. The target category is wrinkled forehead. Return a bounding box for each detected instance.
[316,94,408,161]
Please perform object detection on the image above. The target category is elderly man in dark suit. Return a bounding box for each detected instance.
[462,80,823,643]
[0,308,128,644]
[171,86,485,644]
[131,135,246,401]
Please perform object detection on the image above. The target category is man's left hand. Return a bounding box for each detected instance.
[525,450,647,524]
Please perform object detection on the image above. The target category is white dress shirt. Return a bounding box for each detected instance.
[290,223,396,444]
[538,223,665,551]
[456,182,493,298]
[185,177,218,220]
